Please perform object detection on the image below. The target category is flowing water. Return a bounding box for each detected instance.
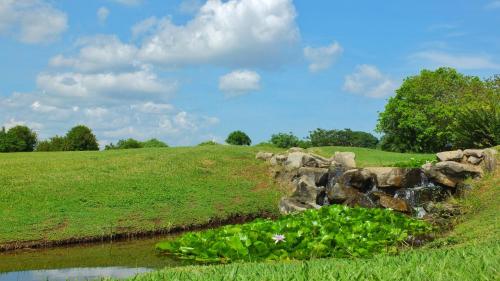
[0,235,186,281]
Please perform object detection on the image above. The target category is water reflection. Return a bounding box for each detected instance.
[0,267,152,281]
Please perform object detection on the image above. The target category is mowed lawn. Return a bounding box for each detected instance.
[117,157,500,281]
[0,145,432,246]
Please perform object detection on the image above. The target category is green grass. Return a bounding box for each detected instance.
[116,158,499,281]
[0,145,433,247]
[308,146,435,167]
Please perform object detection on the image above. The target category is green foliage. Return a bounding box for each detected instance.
[377,68,494,152]
[0,126,37,152]
[386,158,436,168]
[65,125,99,151]
[36,135,69,152]
[142,139,169,148]
[270,132,300,148]
[157,205,430,263]
[226,131,252,146]
[198,141,220,146]
[308,128,378,148]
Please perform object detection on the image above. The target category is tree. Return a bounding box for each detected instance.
[308,128,378,148]
[226,131,252,146]
[142,138,168,148]
[376,67,487,152]
[270,132,300,148]
[0,126,37,152]
[36,135,69,152]
[65,125,99,151]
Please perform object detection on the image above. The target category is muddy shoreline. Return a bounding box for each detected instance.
[0,212,276,253]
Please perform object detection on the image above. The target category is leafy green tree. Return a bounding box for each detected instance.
[142,138,168,148]
[36,135,69,152]
[65,125,99,151]
[0,127,15,152]
[376,67,486,152]
[270,132,300,148]
[308,128,378,148]
[226,131,252,146]
[198,140,219,146]
[0,126,37,152]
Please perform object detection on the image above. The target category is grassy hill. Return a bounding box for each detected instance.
[117,159,500,281]
[0,145,432,249]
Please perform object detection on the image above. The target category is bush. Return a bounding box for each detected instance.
[308,128,378,148]
[0,126,37,152]
[142,138,169,148]
[65,125,99,151]
[270,132,300,148]
[226,131,251,146]
[453,103,500,149]
[36,135,68,152]
[198,141,219,146]
[105,138,142,150]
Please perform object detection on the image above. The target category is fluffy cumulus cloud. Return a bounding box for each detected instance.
[343,65,397,98]
[97,7,110,23]
[136,0,299,67]
[304,42,343,72]
[410,51,500,70]
[0,0,67,44]
[219,70,261,96]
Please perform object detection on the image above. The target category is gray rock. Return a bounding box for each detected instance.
[326,183,360,204]
[256,152,274,161]
[365,167,421,189]
[270,154,287,166]
[333,152,356,169]
[344,193,377,208]
[467,156,482,165]
[463,149,484,158]
[482,148,498,173]
[372,192,411,212]
[435,161,483,178]
[436,150,463,162]
[341,169,375,191]
[279,198,308,214]
[285,152,306,169]
[298,167,329,186]
[292,175,324,204]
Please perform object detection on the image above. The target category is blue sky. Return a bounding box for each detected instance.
[1,0,499,146]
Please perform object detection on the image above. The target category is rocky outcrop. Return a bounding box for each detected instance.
[257,147,497,216]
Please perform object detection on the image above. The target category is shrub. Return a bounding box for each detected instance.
[142,138,168,148]
[106,138,143,150]
[65,125,99,151]
[308,128,378,148]
[198,140,219,146]
[270,132,300,148]
[36,135,68,152]
[226,131,251,146]
[0,126,37,152]
[157,205,430,263]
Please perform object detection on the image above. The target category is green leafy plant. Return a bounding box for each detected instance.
[198,140,220,146]
[386,158,436,168]
[157,205,430,263]
[226,131,252,146]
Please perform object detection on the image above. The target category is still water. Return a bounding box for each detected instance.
[0,235,184,281]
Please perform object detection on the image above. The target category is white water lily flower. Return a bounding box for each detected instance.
[272,234,286,244]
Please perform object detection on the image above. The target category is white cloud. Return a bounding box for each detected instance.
[411,51,500,70]
[131,17,159,39]
[178,0,203,14]
[304,42,343,72]
[137,0,299,68]
[343,65,397,98]
[111,0,144,6]
[49,35,139,73]
[485,1,500,9]
[97,7,110,23]
[36,69,176,105]
[0,0,67,44]
[219,70,261,96]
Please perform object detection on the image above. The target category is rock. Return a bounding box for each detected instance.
[378,194,411,212]
[341,169,375,192]
[422,163,459,188]
[394,186,448,208]
[307,154,332,168]
[482,148,498,173]
[292,176,324,204]
[344,193,377,208]
[435,161,483,178]
[436,150,463,162]
[467,156,482,165]
[256,152,274,161]
[288,147,305,153]
[298,167,329,186]
[463,149,484,158]
[279,198,308,214]
[285,152,306,169]
[326,183,360,204]
[365,167,421,189]
[270,154,287,166]
[333,152,356,169]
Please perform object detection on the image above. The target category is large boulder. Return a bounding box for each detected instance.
[285,152,306,169]
[422,161,483,188]
[365,167,421,189]
[279,198,316,214]
[463,149,484,158]
[482,148,498,173]
[256,152,274,161]
[333,152,356,169]
[436,150,463,162]
[467,156,482,165]
[326,183,360,204]
[292,176,324,204]
[369,192,411,212]
[270,154,287,166]
[298,167,329,186]
[341,169,375,192]
[394,186,448,208]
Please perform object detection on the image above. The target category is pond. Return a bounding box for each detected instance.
[0,235,184,281]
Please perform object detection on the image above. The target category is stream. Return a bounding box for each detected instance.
[0,235,185,281]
